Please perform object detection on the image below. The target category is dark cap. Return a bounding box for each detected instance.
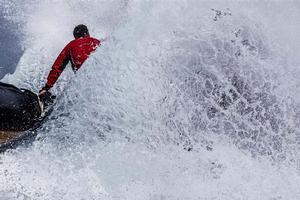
[73,24,89,39]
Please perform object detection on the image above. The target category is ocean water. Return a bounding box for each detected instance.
[0,1,300,199]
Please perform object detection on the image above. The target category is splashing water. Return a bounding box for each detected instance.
[1,1,300,199]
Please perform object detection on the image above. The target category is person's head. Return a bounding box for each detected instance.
[73,24,89,39]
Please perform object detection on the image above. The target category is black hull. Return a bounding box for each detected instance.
[0,82,55,153]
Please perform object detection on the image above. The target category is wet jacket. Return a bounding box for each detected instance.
[45,36,100,89]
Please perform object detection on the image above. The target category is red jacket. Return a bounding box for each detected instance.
[45,36,100,89]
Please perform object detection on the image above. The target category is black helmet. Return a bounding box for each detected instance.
[73,24,89,39]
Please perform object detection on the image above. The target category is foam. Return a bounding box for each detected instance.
[0,1,300,199]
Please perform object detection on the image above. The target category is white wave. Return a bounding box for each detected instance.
[1,0,300,199]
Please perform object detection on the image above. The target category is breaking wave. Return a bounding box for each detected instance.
[1,1,300,199]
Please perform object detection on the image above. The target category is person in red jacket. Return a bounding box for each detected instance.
[39,24,101,97]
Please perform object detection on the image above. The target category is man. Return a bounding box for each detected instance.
[39,24,101,97]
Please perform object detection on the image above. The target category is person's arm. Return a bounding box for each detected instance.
[39,43,71,96]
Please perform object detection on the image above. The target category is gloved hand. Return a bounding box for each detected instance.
[38,86,55,108]
[38,85,51,98]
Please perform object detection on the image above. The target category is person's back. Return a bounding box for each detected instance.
[68,36,100,70]
[39,24,101,97]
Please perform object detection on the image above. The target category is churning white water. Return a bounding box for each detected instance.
[1,1,300,199]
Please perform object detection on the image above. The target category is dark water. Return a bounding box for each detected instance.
[0,13,23,79]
